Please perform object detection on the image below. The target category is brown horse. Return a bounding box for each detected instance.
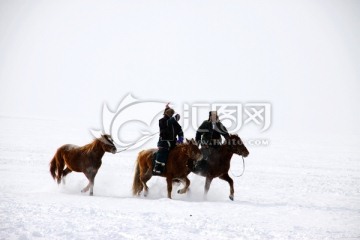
[49,134,117,195]
[132,139,202,199]
[191,134,249,201]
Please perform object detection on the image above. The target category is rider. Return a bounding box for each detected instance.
[195,111,230,159]
[153,104,184,174]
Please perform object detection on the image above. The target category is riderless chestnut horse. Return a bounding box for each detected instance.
[191,134,249,201]
[132,139,202,199]
[49,134,117,195]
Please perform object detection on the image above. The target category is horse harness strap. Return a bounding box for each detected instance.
[230,156,246,177]
[115,131,159,153]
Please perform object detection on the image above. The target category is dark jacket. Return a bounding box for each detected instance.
[158,115,184,149]
[195,120,229,147]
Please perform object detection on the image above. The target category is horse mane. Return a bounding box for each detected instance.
[221,134,242,147]
[172,139,198,156]
[170,143,186,153]
[175,138,195,148]
[78,138,102,154]
[229,133,238,138]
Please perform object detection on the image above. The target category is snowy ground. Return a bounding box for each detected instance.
[0,116,359,239]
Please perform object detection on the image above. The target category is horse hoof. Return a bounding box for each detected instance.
[177,190,180,194]
[90,192,93,196]
[229,196,234,201]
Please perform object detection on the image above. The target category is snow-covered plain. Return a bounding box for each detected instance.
[0,116,359,239]
[1,0,360,239]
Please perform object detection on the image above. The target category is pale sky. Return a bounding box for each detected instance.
[0,0,359,135]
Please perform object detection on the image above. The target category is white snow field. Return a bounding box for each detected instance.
[0,116,359,240]
[1,0,359,239]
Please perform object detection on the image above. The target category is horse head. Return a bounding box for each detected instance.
[184,138,203,160]
[100,134,117,154]
[226,134,249,157]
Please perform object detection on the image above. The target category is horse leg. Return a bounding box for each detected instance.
[141,169,152,197]
[82,169,98,196]
[61,168,72,184]
[81,172,92,193]
[81,182,91,193]
[177,178,190,194]
[166,177,173,199]
[56,161,65,184]
[219,173,234,201]
[204,177,213,200]
[81,171,91,193]
[88,170,98,196]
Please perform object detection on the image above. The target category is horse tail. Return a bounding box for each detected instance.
[49,154,57,180]
[50,149,64,184]
[132,152,143,196]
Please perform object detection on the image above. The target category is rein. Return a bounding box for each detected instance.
[230,156,246,177]
[115,132,159,153]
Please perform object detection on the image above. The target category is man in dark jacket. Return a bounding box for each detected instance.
[153,104,184,174]
[195,111,230,158]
